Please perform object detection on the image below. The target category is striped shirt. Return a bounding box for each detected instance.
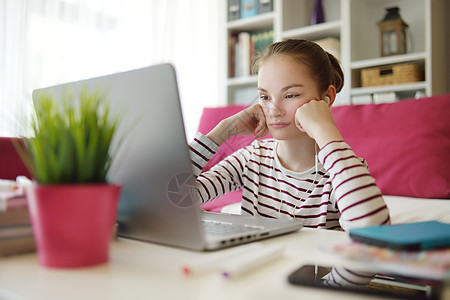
[189,133,390,231]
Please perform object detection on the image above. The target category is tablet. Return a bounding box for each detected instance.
[349,221,450,250]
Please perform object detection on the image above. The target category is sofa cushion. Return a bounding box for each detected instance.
[199,190,243,213]
[331,94,450,199]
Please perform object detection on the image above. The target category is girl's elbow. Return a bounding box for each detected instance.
[340,207,391,232]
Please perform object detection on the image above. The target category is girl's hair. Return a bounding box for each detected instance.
[253,39,344,93]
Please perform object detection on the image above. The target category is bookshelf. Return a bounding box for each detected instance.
[223,0,448,106]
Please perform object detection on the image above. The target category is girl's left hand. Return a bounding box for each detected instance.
[295,99,342,147]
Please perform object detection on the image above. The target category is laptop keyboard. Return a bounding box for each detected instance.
[202,220,263,237]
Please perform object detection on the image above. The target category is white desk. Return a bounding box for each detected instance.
[0,228,418,300]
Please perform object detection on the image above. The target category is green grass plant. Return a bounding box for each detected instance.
[17,88,120,184]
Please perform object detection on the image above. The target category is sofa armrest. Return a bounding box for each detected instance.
[0,137,32,180]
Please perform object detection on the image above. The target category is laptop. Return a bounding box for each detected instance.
[32,63,303,251]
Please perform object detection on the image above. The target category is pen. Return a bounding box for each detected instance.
[221,245,284,278]
[182,242,262,276]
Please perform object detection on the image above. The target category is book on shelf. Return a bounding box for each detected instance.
[250,29,273,74]
[228,0,240,21]
[228,0,274,22]
[240,0,258,19]
[228,33,238,78]
[229,29,274,78]
[235,31,251,78]
[258,0,273,14]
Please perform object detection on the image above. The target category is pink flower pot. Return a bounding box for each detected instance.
[26,183,121,268]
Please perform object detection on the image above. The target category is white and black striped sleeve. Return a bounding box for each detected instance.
[188,132,219,176]
[318,141,391,231]
[188,132,249,204]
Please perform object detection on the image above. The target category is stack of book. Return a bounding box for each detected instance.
[322,222,450,280]
[229,29,274,78]
[0,179,35,257]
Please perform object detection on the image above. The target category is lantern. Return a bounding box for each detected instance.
[377,7,409,56]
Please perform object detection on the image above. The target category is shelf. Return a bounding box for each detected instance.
[351,52,427,70]
[223,0,446,106]
[351,81,427,96]
[227,12,275,32]
[227,75,258,87]
[282,20,341,40]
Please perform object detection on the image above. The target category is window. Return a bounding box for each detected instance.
[0,0,221,139]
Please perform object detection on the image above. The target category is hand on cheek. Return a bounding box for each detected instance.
[294,100,339,143]
[206,104,268,146]
[294,100,321,136]
[238,103,269,139]
[294,107,306,133]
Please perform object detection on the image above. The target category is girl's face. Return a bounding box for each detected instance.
[257,55,322,140]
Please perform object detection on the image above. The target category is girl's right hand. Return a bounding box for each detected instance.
[227,104,268,138]
[206,104,268,146]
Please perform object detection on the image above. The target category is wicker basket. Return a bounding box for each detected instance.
[361,63,424,87]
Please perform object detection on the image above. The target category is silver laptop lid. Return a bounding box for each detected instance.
[32,63,207,250]
[33,63,303,252]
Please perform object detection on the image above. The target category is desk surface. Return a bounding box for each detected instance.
[0,228,405,300]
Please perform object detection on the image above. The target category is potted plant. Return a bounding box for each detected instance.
[16,88,122,268]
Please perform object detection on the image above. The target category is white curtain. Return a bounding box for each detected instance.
[0,0,29,136]
[0,0,222,140]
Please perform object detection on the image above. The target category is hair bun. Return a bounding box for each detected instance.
[326,52,344,93]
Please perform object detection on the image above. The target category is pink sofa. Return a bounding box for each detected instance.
[198,94,450,224]
[2,94,449,223]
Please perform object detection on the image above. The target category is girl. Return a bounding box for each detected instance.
[189,39,390,231]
